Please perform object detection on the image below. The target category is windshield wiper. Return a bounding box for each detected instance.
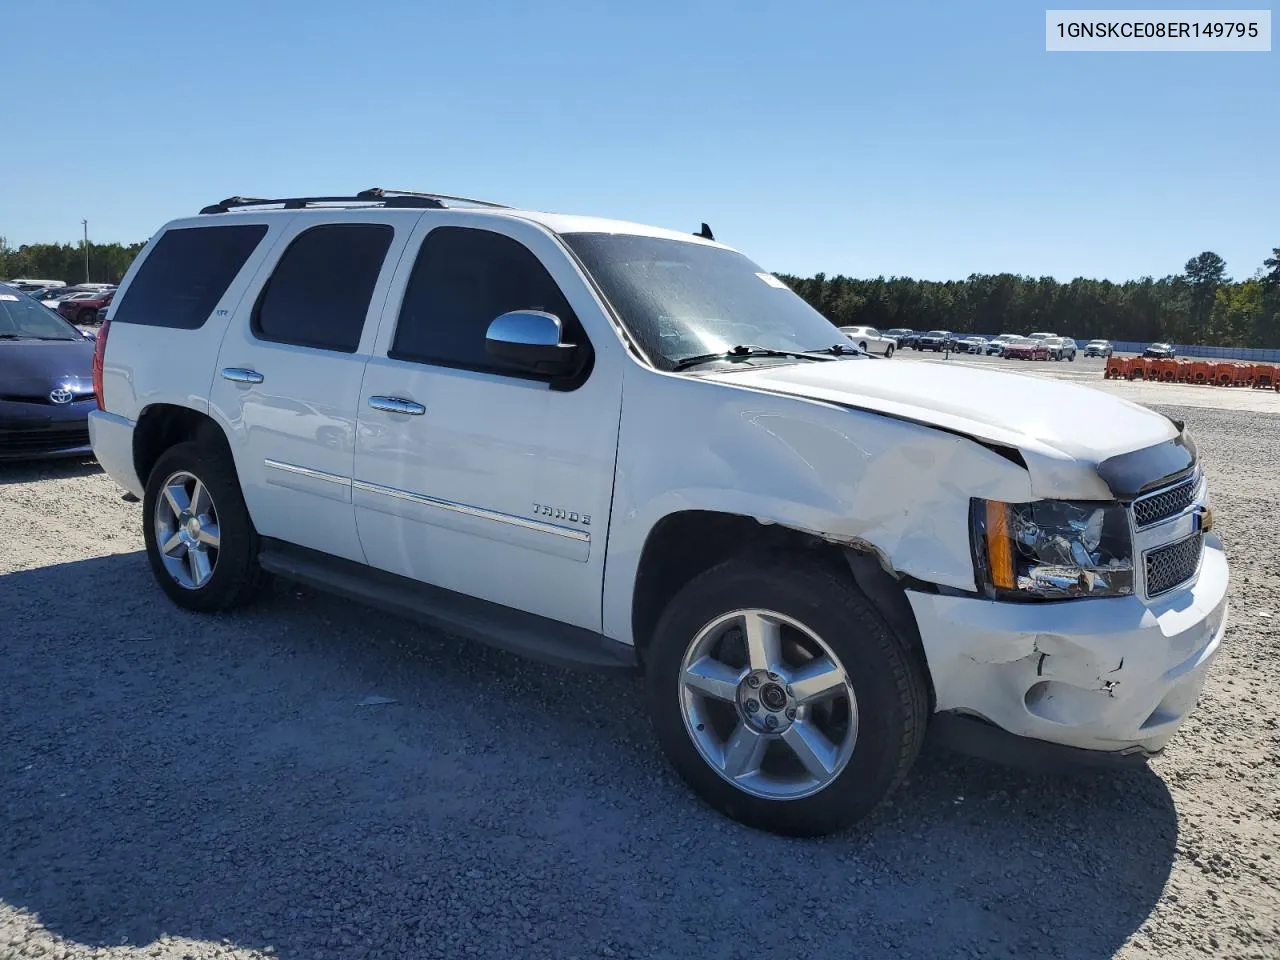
[672,344,837,372]
[806,342,866,357]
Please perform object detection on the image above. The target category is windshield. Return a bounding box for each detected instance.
[0,289,83,340]
[561,233,848,371]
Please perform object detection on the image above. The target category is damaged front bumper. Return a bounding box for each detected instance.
[907,535,1228,762]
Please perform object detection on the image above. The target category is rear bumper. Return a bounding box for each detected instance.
[88,409,142,496]
[907,537,1229,757]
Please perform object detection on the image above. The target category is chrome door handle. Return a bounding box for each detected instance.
[368,396,425,416]
[221,367,264,384]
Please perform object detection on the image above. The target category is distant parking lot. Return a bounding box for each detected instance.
[902,350,1280,413]
[2,359,1278,960]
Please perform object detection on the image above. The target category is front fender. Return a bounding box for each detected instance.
[601,368,1035,644]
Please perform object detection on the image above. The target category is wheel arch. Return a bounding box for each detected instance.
[628,508,935,708]
[132,403,232,488]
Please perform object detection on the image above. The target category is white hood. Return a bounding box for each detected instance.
[704,359,1180,497]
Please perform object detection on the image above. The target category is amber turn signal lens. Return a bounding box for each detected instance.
[985,501,1015,590]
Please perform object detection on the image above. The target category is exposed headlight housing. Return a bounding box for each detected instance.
[970,498,1134,600]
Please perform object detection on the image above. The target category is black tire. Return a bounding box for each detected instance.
[142,439,266,613]
[859,341,868,353]
[885,344,894,358]
[78,308,97,324]
[1068,353,1074,362]
[646,552,929,836]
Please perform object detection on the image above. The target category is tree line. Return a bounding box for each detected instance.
[3,236,1278,348]
[778,248,1280,348]
[0,238,147,287]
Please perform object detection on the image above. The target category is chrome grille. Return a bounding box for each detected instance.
[1133,474,1198,528]
[1146,534,1203,596]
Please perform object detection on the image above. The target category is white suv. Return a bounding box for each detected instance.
[89,190,1228,835]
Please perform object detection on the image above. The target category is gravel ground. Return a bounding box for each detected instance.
[2,387,1278,959]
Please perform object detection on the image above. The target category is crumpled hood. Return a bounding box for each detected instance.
[704,358,1181,497]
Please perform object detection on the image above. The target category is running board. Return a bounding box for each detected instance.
[257,539,637,673]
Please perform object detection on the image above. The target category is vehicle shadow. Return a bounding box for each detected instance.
[1,553,1177,960]
[0,457,101,486]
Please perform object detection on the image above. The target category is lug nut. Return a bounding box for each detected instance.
[786,707,797,721]
[746,675,761,688]
[767,672,781,682]
[764,715,779,730]
[745,699,759,713]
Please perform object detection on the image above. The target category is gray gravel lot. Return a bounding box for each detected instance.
[2,375,1278,959]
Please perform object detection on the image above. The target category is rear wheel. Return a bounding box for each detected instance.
[78,308,97,324]
[143,440,266,612]
[646,554,929,836]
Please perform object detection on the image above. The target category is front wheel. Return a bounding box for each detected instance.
[646,554,929,836]
[885,344,894,358]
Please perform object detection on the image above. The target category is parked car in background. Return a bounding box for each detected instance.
[915,329,952,351]
[33,290,66,309]
[1144,342,1176,359]
[1046,337,1077,362]
[1084,339,1114,358]
[6,279,67,293]
[838,325,897,357]
[956,335,987,354]
[1027,331,1056,341]
[57,290,114,325]
[1002,337,1050,361]
[985,334,1019,355]
[0,282,96,459]
[885,328,916,349]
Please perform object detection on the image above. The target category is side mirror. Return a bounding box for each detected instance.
[485,310,581,377]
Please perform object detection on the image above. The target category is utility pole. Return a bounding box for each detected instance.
[82,219,89,282]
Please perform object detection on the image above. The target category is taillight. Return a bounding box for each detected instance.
[92,317,110,410]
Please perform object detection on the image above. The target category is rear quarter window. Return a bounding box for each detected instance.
[111,224,268,330]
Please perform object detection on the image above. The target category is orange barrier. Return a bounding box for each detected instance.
[1229,362,1256,387]
[1102,356,1280,391]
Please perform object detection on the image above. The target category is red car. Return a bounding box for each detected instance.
[1001,337,1049,361]
[56,290,114,325]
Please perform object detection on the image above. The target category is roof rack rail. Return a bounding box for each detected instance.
[198,188,510,216]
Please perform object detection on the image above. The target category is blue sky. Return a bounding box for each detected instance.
[4,0,1276,281]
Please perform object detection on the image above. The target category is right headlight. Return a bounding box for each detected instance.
[970,498,1134,601]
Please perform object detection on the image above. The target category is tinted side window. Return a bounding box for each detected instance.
[390,227,583,374]
[253,223,393,353]
[112,224,267,330]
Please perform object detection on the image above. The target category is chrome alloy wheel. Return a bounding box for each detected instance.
[153,470,221,589]
[678,609,858,800]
